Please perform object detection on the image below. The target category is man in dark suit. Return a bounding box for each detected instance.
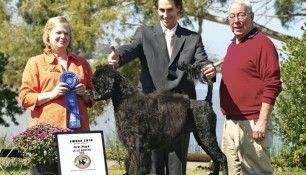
[108,0,216,174]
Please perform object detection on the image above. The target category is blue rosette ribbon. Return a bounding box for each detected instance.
[60,71,81,128]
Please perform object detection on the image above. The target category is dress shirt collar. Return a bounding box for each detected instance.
[231,27,259,44]
[160,21,178,34]
[45,52,75,64]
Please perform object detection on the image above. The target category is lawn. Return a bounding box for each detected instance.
[0,159,305,175]
[0,168,222,175]
[0,167,305,175]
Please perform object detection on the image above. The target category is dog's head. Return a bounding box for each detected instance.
[90,65,119,101]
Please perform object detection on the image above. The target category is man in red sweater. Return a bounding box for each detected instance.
[220,0,282,174]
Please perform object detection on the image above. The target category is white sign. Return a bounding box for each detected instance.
[56,131,108,175]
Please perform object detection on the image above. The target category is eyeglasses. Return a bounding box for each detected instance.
[227,12,248,22]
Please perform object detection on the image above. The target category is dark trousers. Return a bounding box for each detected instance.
[148,133,190,175]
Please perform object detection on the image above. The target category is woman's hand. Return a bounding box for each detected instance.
[36,82,68,106]
[74,83,86,96]
[50,82,69,99]
[75,83,91,103]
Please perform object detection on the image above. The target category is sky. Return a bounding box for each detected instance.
[1,1,305,146]
[101,0,305,62]
[200,17,304,62]
[201,0,305,62]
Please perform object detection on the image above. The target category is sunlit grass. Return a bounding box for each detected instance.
[0,162,305,175]
[1,135,305,175]
[107,164,216,175]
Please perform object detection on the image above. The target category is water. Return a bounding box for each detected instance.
[90,73,225,153]
[90,73,281,153]
[189,73,224,153]
[1,73,280,153]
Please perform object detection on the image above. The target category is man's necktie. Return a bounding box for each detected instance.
[165,29,174,58]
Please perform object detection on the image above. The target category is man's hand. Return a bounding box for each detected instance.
[252,119,268,142]
[108,45,120,66]
[252,103,273,142]
[201,64,216,78]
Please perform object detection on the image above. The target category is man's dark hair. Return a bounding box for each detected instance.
[153,0,183,12]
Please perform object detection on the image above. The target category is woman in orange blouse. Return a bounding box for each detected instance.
[19,16,94,131]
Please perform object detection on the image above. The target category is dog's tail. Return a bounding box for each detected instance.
[177,63,213,105]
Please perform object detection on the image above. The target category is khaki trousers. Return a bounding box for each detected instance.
[222,119,273,175]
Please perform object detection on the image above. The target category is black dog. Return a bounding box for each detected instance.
[91,64,228,175]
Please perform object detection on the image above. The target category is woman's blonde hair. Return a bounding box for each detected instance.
[43,16,73,54]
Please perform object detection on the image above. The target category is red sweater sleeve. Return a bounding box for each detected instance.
[256,37,282,105]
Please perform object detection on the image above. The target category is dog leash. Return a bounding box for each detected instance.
[213,59,224,67]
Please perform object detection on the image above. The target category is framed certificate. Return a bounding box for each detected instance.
[55,130,108,175]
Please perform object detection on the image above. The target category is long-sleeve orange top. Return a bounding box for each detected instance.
[19,52,94,131]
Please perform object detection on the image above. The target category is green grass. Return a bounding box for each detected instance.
[106,162,306,175]
[0,165,305,175]
[107,164,217,175]
[107,167,306,175]
[107,170,215,175]
[1,136,305,175]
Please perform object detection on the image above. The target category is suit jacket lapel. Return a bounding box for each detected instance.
[149,22,169,90]
[154,22,170,62]
[169,25,186,65]
[150,22,187,90]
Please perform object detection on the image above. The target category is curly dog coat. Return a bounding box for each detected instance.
[91,65,228,175]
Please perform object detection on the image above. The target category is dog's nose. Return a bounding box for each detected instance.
[89,90,97,100]
[89,91,94,98]
[89,89,103,101]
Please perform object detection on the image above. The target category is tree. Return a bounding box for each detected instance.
[0,0,9,22]
[132,0,305,40]
[274,0,306,28]
[1,0,305,87]
[272,23,306,169]
[0,0,305,126]
[0,0,24,127]
[0,53,25,127]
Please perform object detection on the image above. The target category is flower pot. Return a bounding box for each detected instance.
[30,163,58,175]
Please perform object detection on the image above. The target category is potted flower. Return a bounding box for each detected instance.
[12,122,73,174]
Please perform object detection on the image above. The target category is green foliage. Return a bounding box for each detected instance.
[0,53,24,127]
[88,100,109,124]
[16,0,62,26]
[0,2,24,126]
[0,0,120,125]
[104,131,127,168]
[274,0,305,28]
[119,59,141,86]
[0,0,304,126]
[106,149,126,168]
[1,0,109,87]
[0,0,10,23]
[0,0,305,87]
[88,58,141,122]
[1,23,43,87]
[273,23,306,169]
